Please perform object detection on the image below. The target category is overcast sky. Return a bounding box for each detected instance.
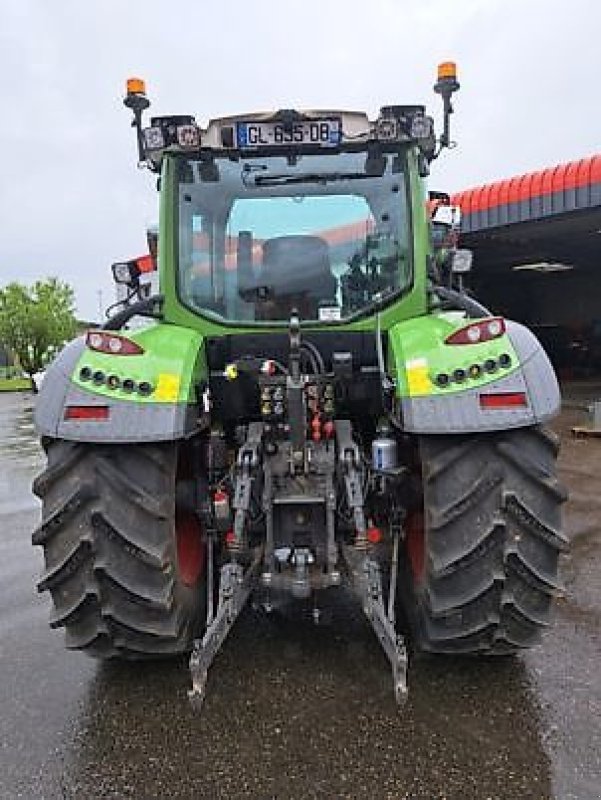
[0,0,599,320]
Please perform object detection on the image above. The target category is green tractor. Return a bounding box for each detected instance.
[33,65,567,707]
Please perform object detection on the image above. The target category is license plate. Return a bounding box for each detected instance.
[236,119,341,149]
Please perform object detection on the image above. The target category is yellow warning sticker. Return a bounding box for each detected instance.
[406,358,432,396]
[155,373,181,402]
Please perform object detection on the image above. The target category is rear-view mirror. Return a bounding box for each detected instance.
[450,248,473,274]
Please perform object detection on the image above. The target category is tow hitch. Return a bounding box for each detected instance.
[187,538,408,710]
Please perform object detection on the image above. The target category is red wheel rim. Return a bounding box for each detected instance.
[406,511,425,584]
[176,512,205,586]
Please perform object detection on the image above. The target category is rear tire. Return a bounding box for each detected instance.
[402,426,568,654]
[33,440,206,658]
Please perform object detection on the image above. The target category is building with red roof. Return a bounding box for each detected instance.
[450,154,601,374]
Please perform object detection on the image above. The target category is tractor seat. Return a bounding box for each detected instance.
[258,235,337,319]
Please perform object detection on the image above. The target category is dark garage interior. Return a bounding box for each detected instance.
[453,154,601,380]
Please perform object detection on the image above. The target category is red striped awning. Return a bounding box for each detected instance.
[451,154,601,232]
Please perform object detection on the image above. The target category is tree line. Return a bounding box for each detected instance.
[0,278,78,391]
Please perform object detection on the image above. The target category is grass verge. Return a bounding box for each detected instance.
[0,378,31,392]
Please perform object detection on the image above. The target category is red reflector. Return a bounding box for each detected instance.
[64,405,110,420]
[479,392,527,409]
[136,254,156,274]
[366,526,383,544]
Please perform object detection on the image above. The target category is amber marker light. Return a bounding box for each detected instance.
[437,61,457,81]
[123,79,151,165]
[126,77,146,96]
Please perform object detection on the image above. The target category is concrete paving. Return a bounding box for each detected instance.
[0,390,599,799]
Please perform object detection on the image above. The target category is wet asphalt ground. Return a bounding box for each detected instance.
[0,390,600,800]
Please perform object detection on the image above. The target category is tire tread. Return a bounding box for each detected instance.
[33,440,204,659]
[407,425,567,655]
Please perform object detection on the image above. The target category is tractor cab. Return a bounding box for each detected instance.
[122,72,462,331]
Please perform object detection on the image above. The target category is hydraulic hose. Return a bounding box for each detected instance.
[301,340,325,374]
[102,295,163,330]
[434,286,492,318]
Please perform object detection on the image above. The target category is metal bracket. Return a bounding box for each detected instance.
[232,422,263,543]
[188,549,262,710]
[335,420,367,541]
[342,544,408,705]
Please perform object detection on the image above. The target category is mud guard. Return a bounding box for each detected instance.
[35,327,206,443]
[390,318,561,434]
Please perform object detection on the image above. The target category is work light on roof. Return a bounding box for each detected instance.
[122,62,461,171]
[177,124,200,148]
[409,113,433,140]
[111,260,140,286]
[140,115,200,158]
[376,118,399,141]
[143,126,165,151]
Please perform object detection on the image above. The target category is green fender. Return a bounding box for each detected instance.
[34,323,208,442]
[387,314,560,433]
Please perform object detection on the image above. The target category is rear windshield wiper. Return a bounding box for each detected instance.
[253,172,371,187]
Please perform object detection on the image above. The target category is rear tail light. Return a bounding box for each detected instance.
[86,330,144,355]
[64,405,110,421]
[479,392,528,409]
[445,317,506,345]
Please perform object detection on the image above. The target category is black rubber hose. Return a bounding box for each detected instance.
[434,286,492,318]
[301,340,325,374]
[102,296,163,330]
[300,348,320,375]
